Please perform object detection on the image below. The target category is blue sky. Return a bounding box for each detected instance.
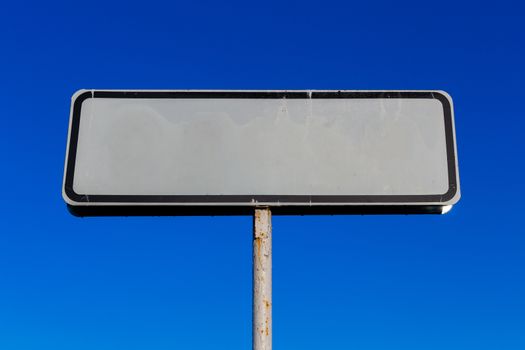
[0,1,524,349]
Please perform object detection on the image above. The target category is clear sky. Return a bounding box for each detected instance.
[0,1,524,349]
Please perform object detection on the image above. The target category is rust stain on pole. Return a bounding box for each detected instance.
[253,207,272,350]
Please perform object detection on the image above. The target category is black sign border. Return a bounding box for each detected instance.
[64,90,458,216]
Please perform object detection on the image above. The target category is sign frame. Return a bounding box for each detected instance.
[63,90,460,216]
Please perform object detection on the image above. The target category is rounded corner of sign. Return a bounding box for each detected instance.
[62,186,82,207]
[439,189,460,215]
[432,90,454,105]
[71,89,93,105]
[442,187,461,207]
[62,189,76,206]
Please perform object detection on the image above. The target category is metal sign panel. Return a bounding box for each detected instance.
[63,90,460,215]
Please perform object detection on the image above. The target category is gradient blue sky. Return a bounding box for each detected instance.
[1,1,524,349]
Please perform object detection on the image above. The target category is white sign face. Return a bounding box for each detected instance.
[63,90,460,215]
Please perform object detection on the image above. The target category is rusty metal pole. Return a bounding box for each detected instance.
[253,207,272,350]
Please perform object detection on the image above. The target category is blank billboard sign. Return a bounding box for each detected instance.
[63,90,460,215]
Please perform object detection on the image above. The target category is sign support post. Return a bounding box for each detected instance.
[253,207,272,350]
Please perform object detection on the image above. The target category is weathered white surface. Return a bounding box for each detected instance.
[73,96,448,196]
[253,208,272,350]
